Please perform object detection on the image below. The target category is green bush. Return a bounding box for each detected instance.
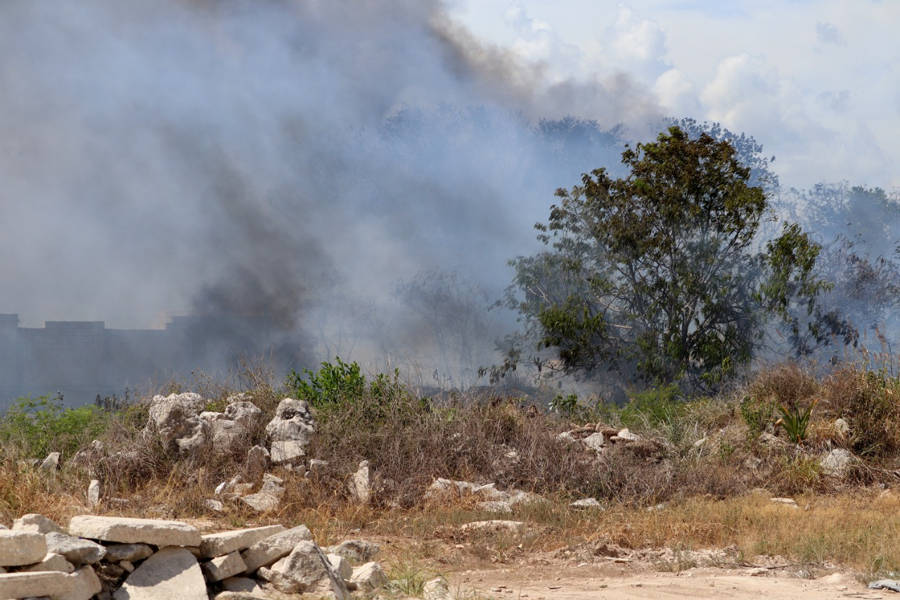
[0,395,111,458]
[286,358,423,427]
[823,367,900,458]
[620,383,683,429]
[740,395,776,437]
[776,399,818,443]
[286,357,366,409]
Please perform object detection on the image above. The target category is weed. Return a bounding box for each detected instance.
[620,383,682,429]
[0,395,111,459]
[776,399,818,443]
[286,357,366,410]
[384,559,437,597]
[739,395,775,437]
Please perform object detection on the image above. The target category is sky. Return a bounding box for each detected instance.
[447,0,900,190]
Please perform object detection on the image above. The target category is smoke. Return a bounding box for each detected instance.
[0,0,662,387]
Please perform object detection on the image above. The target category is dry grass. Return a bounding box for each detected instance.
[3,359,900,582]
[1,451,899,579]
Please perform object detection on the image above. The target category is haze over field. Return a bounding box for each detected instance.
[0,0,897,393]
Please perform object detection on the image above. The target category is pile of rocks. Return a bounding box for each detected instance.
[0,514,388,600]
[144,393,315,469]
[556,423,668,461]
[424,478,545,514]
[556,424,641,451]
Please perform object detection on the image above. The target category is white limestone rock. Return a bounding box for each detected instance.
[23,552,75,573]
[570,497,603,510]
[58,565,102,600]
[12,513,64,534]
[40,451,61,471]
[87,479,101,508]
[113,547,207,600]
[458,520,525,533]
[45,532,106,565]
[200,525,286,558]
[146,392,208,453]
[213,592,269,600]
[201,551,247,582]
[257,541,348,599]
[240,474,285,513]
[770,497,800,508]
[221,576,266,594]
[326,540,380,564]
[265,398,315,464]
[202,399,263,454]
[244,445,270,482]
[0,530,47,566]
[614,428,640,442]
[240,525,313,572]
[820,448,854,477]
[103,543,154,563]
[68,515,201,547]
[0,571,68,598]
[424,576,452,600]
[348,460,371,504]
[326,553,352,581]
[349,561,388,591]
[582,432,606,452]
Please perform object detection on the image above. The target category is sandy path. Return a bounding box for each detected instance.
[450,567,885,599]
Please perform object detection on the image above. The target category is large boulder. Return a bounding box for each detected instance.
[326,540,380,564]
[349,562,388,591]
[68,515,201,547]
[265,398,315,464]
[240,474,285,513]
[146,392,207,452]
[257,541,348,599]
[200,525,286,558]
[820,448,854,477]
[113,547,207,600]
[23,552,75,573]
[45,532,106,565]
[0,530,47,566]
[240,525,314,572]
[202,399,263,454]
[12,513,64,534]
[201,551,247,582]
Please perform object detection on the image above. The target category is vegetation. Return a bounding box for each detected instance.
[1,124,899,587]
[498,126,855,390]
[0,395,110,459]
[1,358,900,582]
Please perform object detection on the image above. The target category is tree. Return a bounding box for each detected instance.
[499,126,848,389]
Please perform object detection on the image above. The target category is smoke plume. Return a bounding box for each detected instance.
[0,0,666,391]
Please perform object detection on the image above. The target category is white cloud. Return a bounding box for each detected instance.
[609,5,668,76]
[653,67,699,117]
[450,0,900,188]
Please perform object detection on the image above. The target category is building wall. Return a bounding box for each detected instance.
[0,313,299,410]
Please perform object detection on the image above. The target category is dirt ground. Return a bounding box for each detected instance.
[450,566,883,599]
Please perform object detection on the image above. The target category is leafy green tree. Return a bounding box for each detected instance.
[499,126,850,389]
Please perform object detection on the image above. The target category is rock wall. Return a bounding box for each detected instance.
[0,514,391,600]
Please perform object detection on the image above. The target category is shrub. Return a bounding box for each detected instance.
[739,395,775,437]
[822,367,900,459]
[776,399,818,443]
[286,357,366,409]
[620,383,683,429]
[0,395,110,459]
